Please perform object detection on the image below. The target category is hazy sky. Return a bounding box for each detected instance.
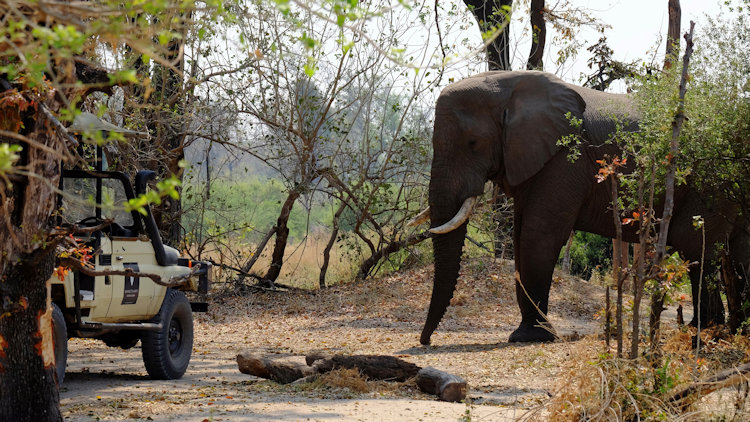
[544,0,726,85]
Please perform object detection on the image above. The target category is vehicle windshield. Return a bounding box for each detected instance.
[61,176,135,227]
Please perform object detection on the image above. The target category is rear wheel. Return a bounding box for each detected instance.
[51,303,68,384]
[141,289,193,379]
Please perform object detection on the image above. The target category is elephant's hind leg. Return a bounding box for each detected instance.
[688,265,725,328]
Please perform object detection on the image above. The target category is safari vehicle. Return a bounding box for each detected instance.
[49,114,210,383]
[50,169,210,383]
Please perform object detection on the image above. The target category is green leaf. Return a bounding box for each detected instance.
[299,33,318,50]
[0,143,22,176]
[304,56,317,77]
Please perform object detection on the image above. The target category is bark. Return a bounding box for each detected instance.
[309,353,421,382]
[0,97,64,420]
[464,0,513,70]
[415,367,468,403]
[650,21,695,346]
[236,354,314,384]
[0,248,61,421]
[526,0,546,70]
[151,35,186,247]
[264,187,302,282]
[664,0,682,69]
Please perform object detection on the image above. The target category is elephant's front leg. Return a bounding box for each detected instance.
[507,160,589,342]
[507,208,573,342]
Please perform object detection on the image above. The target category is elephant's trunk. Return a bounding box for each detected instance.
[420,221,467,345]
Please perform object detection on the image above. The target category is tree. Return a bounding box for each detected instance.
[184,0,439,287]
[464,0,513,70]
[0,1,226,418]
[526,0,546,69]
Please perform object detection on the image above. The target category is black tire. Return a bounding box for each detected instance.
[141,289,193,380]
[51,303,68,385]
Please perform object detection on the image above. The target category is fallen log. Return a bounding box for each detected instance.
[668,362,750,408]
[308,353,421,382]
[236,353,314,384]
[415,366,468,403]
[237,351,467,402]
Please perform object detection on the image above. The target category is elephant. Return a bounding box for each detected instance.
[416,70,744,345]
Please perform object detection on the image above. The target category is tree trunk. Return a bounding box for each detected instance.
[264,188,302,282]
[0,98,64,420]
[650,21,695,346]
[630,167,649,359]
[0,249,62,421]
[237,225,277,285]
[151,35,187,247]
[464,0,513,70]
[526,0,546,70]
[664,0,682,69]
[320,202,347,288]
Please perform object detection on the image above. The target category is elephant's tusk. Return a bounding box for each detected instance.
[429,196,478,234]
[407,207,431,227]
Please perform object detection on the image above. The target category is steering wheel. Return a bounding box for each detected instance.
[77,216,129,236]
[77,216,104,227]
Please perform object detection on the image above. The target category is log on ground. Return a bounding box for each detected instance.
[415,366,468,402]
[307,353,421,382]
[238,352,468,402]
[668,362,750,408]
[236,353,313,384]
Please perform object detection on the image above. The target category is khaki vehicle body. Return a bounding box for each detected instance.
[51,237,195,322]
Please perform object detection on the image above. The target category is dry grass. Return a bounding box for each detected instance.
[544,326,750,421]
[199,231,432,290]
[311,368,371,393]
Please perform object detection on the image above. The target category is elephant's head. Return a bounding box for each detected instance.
[418,71,586,345]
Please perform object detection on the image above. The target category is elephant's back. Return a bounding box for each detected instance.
[569,85,640,145]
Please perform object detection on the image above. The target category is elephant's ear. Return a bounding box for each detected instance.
[502,73,586,186]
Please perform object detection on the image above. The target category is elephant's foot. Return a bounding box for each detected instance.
[508,322,556,343]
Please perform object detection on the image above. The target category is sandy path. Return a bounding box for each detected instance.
[60,260,605,421]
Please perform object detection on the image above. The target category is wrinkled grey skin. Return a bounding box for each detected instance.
[422,70,740,345]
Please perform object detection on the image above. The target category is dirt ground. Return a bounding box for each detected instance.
[59,259,650,421]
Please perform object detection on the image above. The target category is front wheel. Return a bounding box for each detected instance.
[51,303,68,385]
[141,289,193,379]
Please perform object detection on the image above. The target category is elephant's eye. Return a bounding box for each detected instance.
[468,139,477,150]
